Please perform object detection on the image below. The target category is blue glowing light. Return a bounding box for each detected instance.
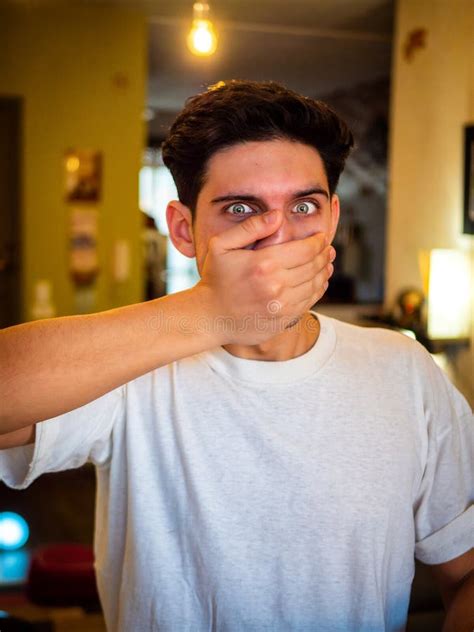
[0,550,30,585]
[0,512,30,550]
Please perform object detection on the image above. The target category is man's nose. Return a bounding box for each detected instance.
[253,210,296,249]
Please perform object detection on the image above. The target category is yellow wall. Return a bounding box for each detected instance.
[0,5,147,319]
[387,0,474,403]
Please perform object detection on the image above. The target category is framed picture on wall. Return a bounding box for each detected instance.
[463,125,474,234]
[64,149,102,203]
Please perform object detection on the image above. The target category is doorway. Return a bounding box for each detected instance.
[0,97,22,328]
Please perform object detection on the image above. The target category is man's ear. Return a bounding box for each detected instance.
[166,200,196,258]
[328,194,340,244]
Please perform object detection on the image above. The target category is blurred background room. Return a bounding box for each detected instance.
[0,0,472,630]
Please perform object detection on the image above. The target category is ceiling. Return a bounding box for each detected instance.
[146,0,394,122]
[5,0,395,122]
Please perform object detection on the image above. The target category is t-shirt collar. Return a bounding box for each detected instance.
[200,311,336,385]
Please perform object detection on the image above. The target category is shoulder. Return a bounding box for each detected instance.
[318,314,471,416]
[319,312,424,364]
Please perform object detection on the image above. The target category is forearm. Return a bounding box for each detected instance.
[0,284,220,433]
[442,570,474,632]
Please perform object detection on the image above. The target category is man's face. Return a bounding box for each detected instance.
[168,139,340,272]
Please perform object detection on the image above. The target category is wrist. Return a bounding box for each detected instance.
[187,282,229,347]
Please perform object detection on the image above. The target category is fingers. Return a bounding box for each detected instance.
[286,270,329,306]
[284,255,334,289]
[260,232,328,269]
[211,211,283,252]
[253,242,334,317]
[290,275,329,311]
[290,290,326,316]
[282,250,334,306]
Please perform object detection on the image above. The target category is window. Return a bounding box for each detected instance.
[140,148,199,295]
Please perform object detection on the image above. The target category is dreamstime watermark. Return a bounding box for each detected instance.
[267,299,282,314]
[146,303,319,336]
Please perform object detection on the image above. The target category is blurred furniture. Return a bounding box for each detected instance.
[26,544,100,611]
[0,612,38,631]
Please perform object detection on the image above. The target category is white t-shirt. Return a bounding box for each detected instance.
[1,312,473,632]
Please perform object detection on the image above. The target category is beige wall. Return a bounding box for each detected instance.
[387,0,474,403]
[0,5,147,319]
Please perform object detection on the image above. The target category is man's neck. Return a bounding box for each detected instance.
[222,312,320,361]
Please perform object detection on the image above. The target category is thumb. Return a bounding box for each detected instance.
[214,210,282,252]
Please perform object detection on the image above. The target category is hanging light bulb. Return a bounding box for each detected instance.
[187,2,218,57]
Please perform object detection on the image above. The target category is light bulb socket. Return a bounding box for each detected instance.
[193,2,210,20]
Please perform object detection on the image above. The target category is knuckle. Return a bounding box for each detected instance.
[268,281,282,298]
[241,216,257,234]
[254,258,271,277]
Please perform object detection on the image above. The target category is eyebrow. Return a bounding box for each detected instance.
[210,186,330,204]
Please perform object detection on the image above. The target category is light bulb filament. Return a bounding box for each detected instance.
[187,2,218,56]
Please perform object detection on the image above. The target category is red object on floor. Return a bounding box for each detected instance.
[26,543,100,608]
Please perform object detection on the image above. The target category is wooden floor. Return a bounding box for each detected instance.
[0,601,106,631]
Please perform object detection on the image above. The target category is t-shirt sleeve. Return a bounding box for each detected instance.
[0,385,125,490]
[412,345,474,565]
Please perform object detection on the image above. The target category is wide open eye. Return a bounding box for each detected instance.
[292,200,320,215]
[225,202,255,216]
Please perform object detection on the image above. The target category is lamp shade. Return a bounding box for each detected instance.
[419,249,472,339]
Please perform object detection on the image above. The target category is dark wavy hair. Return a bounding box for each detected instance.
[161,80,354,215]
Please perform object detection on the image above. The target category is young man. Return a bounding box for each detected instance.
[0,81,473,632]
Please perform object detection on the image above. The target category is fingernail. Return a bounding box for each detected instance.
[264,210,277,224]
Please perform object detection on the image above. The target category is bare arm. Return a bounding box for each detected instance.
[0,285,219,434]
[442,569,474,632]
[429,549,474,632]
[0,211,333,441]
[0,425,35,447]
